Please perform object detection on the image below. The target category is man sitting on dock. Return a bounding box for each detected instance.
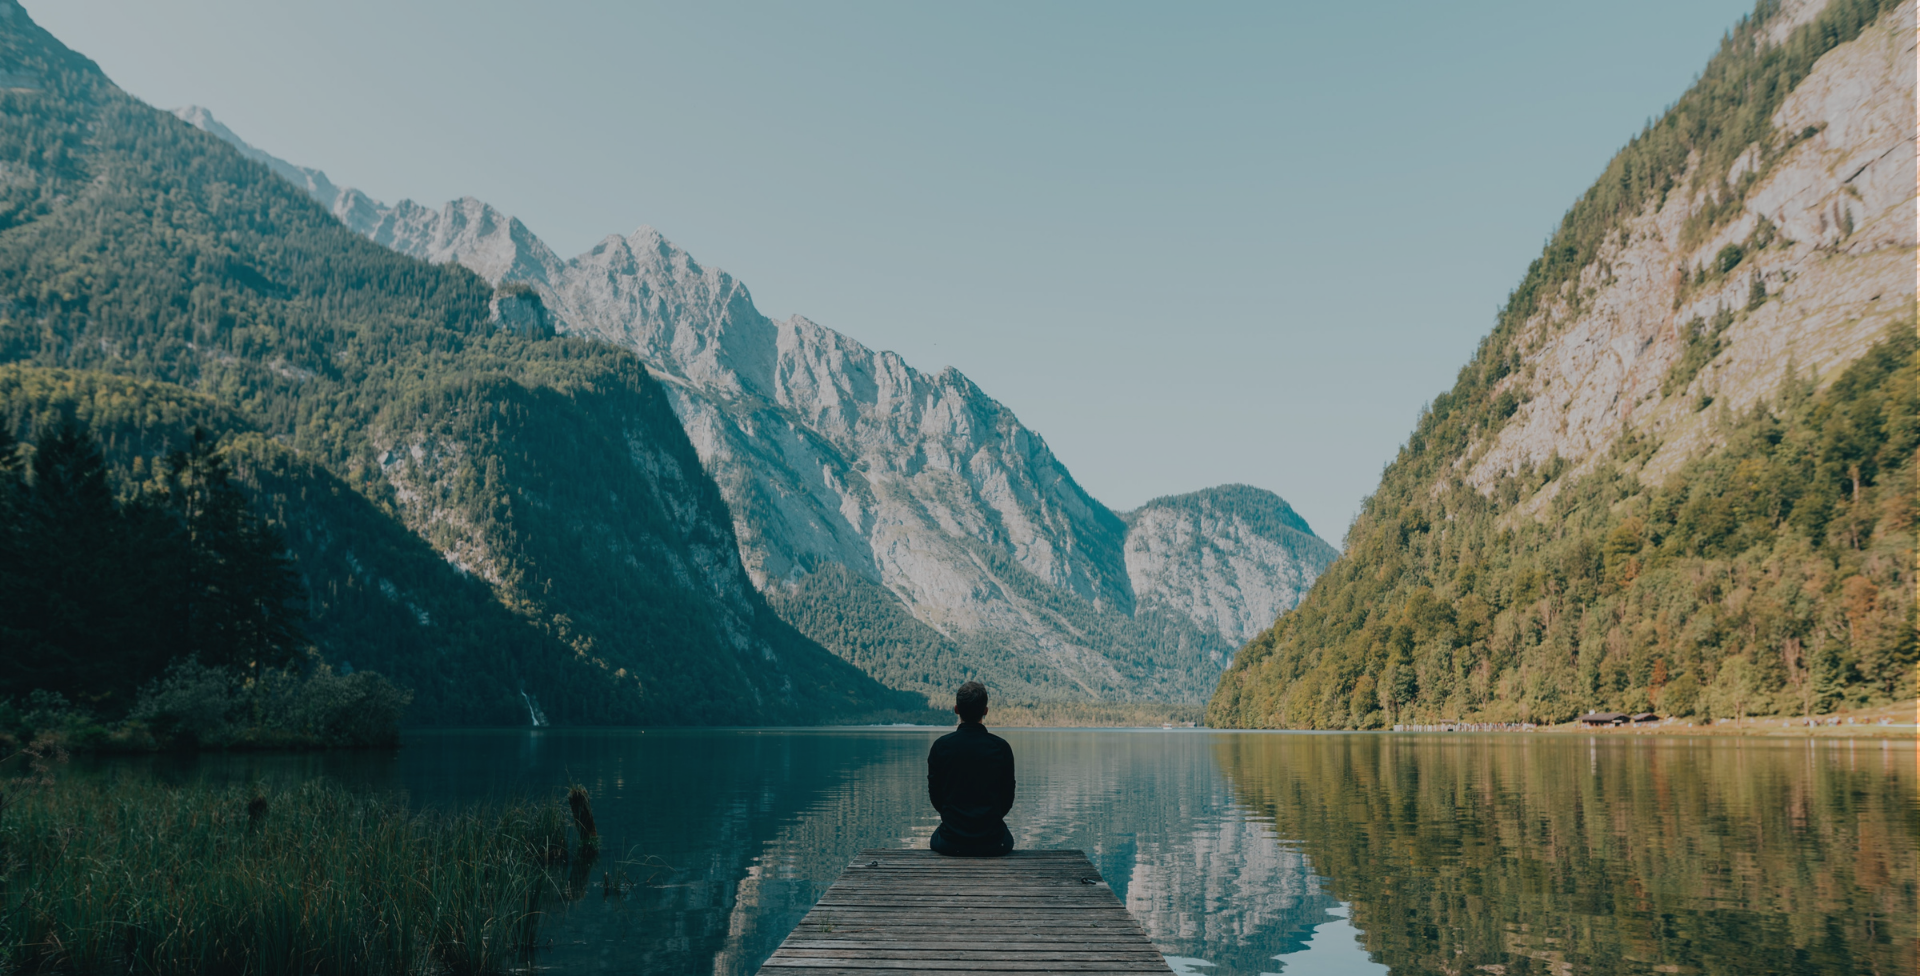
[927,681,1015,857]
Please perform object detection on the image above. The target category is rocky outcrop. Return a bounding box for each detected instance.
[176,109,1338,702]
[489,284,555,337]
[1463,0,1915,509]
[356,196,566,288]
[1124,486,1340,647]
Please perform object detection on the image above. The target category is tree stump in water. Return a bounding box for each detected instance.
[567,785,598,858]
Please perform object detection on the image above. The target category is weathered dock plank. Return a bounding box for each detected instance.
[759,849,1172,976]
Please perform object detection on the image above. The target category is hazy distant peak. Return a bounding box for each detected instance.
[586,226,681,266]
[624,225,716,277]
[1123,483,1338,645]
[627,225,670,249]
[172,105,343,209]
[172,105,230,140]
[1127,483,1317,540]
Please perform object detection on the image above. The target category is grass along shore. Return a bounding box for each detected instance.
[0,775,571,975]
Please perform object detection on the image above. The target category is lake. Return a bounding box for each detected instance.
[102,728,1917,976]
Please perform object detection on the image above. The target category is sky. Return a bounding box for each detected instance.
[33,0,1757,543]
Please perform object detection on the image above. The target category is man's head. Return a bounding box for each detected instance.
[954,681,989,723]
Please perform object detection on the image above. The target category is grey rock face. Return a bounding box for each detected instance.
[537,229,1147,697]
[176,107,1337,701]
[1457,1,1915,513]
[1123,486,1340,647]
[356,196,565,287]
[489,284,555,337]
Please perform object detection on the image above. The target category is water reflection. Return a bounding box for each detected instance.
[1214,733,1918,976]
[80,729,1915,976]
[1262,906,1389,976]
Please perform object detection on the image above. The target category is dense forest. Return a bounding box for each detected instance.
[0,418,299,708]
[1208,0,1914,729]
[0,369,419,747]
[0,8,911,727]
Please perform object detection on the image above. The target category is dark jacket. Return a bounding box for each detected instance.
[927,722,1015,850]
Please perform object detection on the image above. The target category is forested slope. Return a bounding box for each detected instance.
[1209,0,1915,728]
[0,4,910,725]
[0,366,637,724]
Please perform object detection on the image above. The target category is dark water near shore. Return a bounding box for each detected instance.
[103,729,1916,976]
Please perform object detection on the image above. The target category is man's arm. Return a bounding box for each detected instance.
[927,749,947,815]
[992,744,1015,820]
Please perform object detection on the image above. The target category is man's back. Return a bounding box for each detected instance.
[927,722,1015,856]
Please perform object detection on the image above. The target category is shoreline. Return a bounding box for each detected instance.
[1381,699,1920,739]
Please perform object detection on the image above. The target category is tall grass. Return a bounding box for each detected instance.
[0,778,567,975]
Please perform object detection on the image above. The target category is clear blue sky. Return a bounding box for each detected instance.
[35,0,1755,543]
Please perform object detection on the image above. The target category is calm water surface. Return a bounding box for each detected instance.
[108,729,1917,976]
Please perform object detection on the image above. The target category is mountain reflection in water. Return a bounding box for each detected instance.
[103,729,1914,976]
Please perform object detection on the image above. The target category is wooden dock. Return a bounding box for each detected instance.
[758,848,1173,976]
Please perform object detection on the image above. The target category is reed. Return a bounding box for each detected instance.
[0,778,564,975]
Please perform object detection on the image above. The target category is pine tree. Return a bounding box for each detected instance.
[1809,643,1846,715]
[0,427,26,675]
[157,428,306,678]
[5,421,175,709]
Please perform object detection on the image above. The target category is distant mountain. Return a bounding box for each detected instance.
[0,2,913,725]
[177,110,1342,705]
[1124,485,1339,649]
[1210,0,1916,728]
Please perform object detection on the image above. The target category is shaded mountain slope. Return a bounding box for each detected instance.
[1210,0,1915,728]
[0,2,911,724]
[0,365,604,724]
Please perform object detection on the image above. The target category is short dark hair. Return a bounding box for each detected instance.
[954,681,988,721]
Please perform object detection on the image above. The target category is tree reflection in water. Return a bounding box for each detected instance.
[1214,734,1917,976]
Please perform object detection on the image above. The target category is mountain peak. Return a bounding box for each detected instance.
[172,104,222,134]
[1124,483,1339,646]
[1128,483,1317,540]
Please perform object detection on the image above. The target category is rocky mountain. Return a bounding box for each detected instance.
[177,112,1340,705]
[1461,0,1912,506]
[1210,0,1915,728]
[0,2,912,725]
[1123,486,1339,647]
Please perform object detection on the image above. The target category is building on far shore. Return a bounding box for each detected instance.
[1579,712,1629,727]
